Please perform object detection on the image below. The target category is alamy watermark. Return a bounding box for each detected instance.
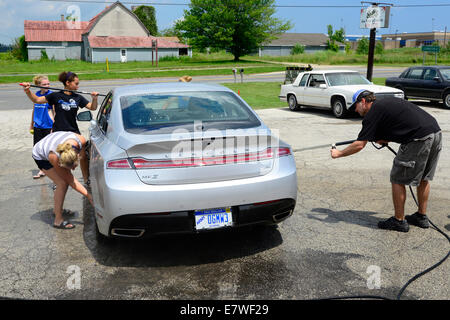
[66,265,81,290]
[366,265,381,290]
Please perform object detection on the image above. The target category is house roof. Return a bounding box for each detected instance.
[24,20,89,42]
[87,36,189,48]
[24,1,188,48]
[264,33,344,47]
[82,1,150,37]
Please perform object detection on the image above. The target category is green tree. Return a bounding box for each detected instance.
[326,25,345,52]
[175,0,292,61]
[133,5,158,36]
[11,35,27,61]
[356,36,369,55]
[375,41,384,55]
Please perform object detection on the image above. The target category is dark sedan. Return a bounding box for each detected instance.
[385,66,450,109]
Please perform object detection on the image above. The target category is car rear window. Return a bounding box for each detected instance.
[326,73,371,86]
[440,68,450,80]
[120,91,261,134]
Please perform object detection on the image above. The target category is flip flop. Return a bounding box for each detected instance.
[53,221,75,230]
[33,172,46,179]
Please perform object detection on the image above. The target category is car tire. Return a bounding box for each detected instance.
[443,92,450,109]
[95,217,114,244]
[332,97,348,119]
[288,94,300,111]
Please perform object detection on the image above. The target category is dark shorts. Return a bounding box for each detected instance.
[33,127,52,146]
[34,158,53,171]
[390,132,442,186]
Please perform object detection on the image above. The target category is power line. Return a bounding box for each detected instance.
[39,0,450,8]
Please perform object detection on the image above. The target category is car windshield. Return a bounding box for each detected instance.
[440,68,450,80]
[120,91,261,134]
[326,73,371,86]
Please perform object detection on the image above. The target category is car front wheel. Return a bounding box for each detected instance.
[288,95,300,111]
[443,92,450,109]
[332,97,348,118]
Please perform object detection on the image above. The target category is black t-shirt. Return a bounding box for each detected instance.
[46,91,89,134]
[357,97,440,144]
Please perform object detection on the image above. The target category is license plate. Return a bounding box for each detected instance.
[194,207,233,230]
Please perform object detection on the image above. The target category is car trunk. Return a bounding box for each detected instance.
[125,134,281,185]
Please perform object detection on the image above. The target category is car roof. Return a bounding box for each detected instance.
[409,66,450,69]
[112,82,233,97]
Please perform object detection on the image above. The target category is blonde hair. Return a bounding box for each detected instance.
[56,142,79,168]
[33,75,49,86]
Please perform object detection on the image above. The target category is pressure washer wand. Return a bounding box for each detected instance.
[331,139,356,149]
[19,83,107,97]
[293,139,356,153]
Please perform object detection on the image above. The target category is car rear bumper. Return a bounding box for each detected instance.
[93,156,298,237]
[108,198,296,238]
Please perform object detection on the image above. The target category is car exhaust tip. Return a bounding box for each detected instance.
[111,228,146,238]
[272,210,293,223]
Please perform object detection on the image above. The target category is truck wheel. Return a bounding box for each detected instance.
[332,97,348,118]
[288,95,300,111]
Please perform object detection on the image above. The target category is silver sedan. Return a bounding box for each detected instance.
[78,82,297,239]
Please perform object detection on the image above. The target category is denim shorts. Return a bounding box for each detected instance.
[390,131,442,186]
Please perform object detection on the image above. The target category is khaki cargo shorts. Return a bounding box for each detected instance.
[390,131,442,186]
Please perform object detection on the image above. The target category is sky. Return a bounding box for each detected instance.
[1,0,449,45]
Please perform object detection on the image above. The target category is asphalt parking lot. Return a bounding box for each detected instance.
[0,98,448,300]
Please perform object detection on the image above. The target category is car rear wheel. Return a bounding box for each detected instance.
[443,92,450,109]
[288,95,300,111]
[332,97,348,118]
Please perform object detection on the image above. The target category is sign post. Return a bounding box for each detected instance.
[422,45,440,65]
[360,3,391,81]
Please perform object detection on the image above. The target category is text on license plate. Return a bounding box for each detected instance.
[195,207,233,230]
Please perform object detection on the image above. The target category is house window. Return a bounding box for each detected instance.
[121,49,127,57]
[179,48,188,56]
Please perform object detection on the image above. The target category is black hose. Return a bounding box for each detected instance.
[321,142,450,300]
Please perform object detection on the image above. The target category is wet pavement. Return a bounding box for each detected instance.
[0,97,448,300]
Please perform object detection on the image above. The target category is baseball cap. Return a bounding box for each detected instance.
[349,89,373,111]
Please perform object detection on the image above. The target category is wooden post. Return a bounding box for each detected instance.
[366,28,376,82]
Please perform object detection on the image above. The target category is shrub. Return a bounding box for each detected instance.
[291,43,305,55]
[40,49,49,61]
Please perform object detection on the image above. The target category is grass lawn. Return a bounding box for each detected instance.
[0,63,285,84]
[223,78,386,110]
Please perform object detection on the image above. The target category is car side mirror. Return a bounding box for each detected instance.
[433,77,441,82]
[77,110,92,121]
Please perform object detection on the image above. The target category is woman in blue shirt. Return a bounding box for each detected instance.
[30,75,54,179]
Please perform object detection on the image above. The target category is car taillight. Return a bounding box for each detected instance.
[106,147,291,169]
[106,159,132,169]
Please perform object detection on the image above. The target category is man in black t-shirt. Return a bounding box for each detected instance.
[331,90,442,232]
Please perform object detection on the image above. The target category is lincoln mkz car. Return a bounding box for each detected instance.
[279,70,404,118]
[77,83,297,239]
[385,66,450,109]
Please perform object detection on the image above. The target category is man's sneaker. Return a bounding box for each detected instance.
[405,212,430,229]
[378,217,409,232]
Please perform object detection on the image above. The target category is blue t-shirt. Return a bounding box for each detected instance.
[33,90,53,129]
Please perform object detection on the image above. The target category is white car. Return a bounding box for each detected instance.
[279,70,404,118]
